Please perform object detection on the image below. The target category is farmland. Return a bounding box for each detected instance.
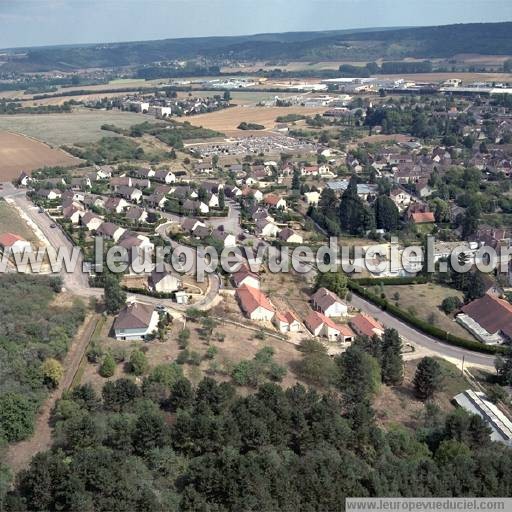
[0,109,149,146]
[190,105,329,134]
[0,131,80,180]
[0,200,38,241]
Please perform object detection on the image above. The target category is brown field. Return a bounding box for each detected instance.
[190,105,329,134]
[0,131,80,180]
[0,201,38,241]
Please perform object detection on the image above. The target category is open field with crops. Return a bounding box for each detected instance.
[0,109,149,146]
[190,105,328,133]
[0,131,80,180]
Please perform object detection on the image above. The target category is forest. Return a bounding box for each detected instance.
[3,330,512,511]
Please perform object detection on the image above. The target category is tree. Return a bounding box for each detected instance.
[218,188,225,210]
[413,357,443,400]
[0,393,35,442]
[495,348,512,386]
[315,271,348,298]
[129,350,149,376]
[441,296,462,314]
[336,345,381,405]
[41,358,64,388]
[292,169,301,190]
[223,90,231,102]
[104,273,126,315]
[375,195,399,231]
[466,271,486,301]
[380,329,403,385]
[462,203,480,239]
[339,176,375,235]
[99,353,116,378]
[168,377,194,411]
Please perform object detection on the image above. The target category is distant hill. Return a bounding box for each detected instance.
[3,22,512,72]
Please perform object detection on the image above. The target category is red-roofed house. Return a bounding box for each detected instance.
[264,194,287,210]
[411,211,435,224]
[236,285,274,321]
[232,266,260,289]
[458,294,512,344]
[273,310,301,333]
[0,233,31,254]
[311,287,348,317]
[350,313,384,338]
[305,311,354,342]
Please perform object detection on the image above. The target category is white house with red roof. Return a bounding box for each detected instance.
[273,310,301,333]
[232,266,260,289]
[305,310,354,342]
[236,284,274,321]
[350,312,385,338]
[0,233,32,254]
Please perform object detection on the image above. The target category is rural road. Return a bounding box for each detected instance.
[349,293,496,370]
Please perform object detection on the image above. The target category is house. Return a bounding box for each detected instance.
[305,311,354,342]
[62,202,85,224]
[415,179,434,199]
[0,233,31,254]
[236,285,274,321]
[311,287,348,317]
[457,294,512,345]
[114,302,159,341]
[36,189,61,200]
[118,234,154,270]
[125,206,148,223]
[182,218,206,234]
[273,310,301,333]
[18,172,32,187]
[153,170,176,184]
[81,212,104,231]
[390,188,413,211]
[150,270,182,294]
[104,197,129,214]
[182,199,209,214]
[278,228,303,244]
[134,168,155,179]
[232,266,260,289]
[62,190,85,204]
[411,211,435,224]
[195,163,214,174]
[350,313,384,338]
[211,228,237,248]
[146,193,167,209]
[301,165,320,176]
[264,194,287,210]
[241,187,263,202]
[70,176,92,191]
[110,176,132,190]
[96,222,126,242]
[304,191,321,206]
[118,186,143,203]
[95,165,113,179]
[255,219,280,238]
[207,193,219,209]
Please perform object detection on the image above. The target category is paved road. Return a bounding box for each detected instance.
[350,293,496,369]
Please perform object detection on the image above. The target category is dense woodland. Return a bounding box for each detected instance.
[4,22,512,72]
[3,331,512,511]
[0,276,86,445]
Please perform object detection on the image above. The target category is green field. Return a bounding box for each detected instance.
[0,109,149,146]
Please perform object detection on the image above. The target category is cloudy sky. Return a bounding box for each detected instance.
[0,0,511,49]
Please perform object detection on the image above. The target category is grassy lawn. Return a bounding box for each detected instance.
[0,200,38,241]
[374,357,470,430]
[0,109,149,146]
[370,282,474,340]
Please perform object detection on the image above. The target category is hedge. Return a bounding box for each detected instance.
[122,286,174,299]
[351,276,429,287]
[348,280,504,355]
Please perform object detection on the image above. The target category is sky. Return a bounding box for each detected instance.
[0,0,511,49]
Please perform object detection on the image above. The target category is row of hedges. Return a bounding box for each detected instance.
[351,276,429,287]
[348,280,504,355]
[122,286,175,300]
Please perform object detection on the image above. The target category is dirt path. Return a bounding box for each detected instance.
[5,313,100,475]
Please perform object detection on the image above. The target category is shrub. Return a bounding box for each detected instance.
[99,353,116,378]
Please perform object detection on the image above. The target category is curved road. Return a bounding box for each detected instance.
[350,293,495,369]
